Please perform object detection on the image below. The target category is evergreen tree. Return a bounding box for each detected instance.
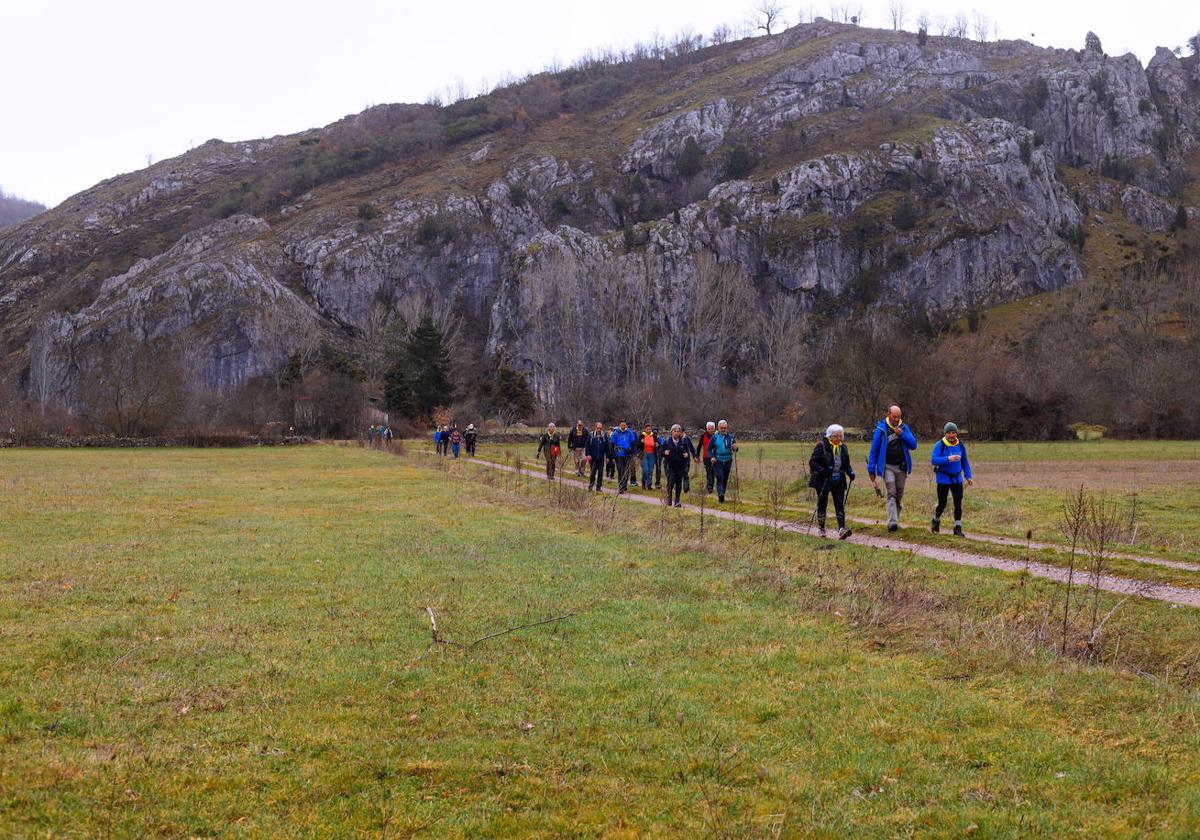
[405,314,454,418]
[488,361,536,421]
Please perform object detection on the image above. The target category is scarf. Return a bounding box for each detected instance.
[886,417,903,433]
[942,436,958,448]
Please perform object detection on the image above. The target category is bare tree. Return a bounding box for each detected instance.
[950,13,970,39]
[753,0,787,35]
[78,335,186,437]
[916,10,930,33]
[934,14,948,35]
[888,0,907,31]
[971,10,991,42]
[710,23,732,45]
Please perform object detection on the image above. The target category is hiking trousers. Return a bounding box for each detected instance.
[935,482,964,522]
[817,480,847,530]
[641,453,656,489]
[544,453,557,479]
[572,448,586,476]
[616,456,633,491]
[883,465,907,526]
[589,459,604,491]
[713,460,732,499]
[665,464,686,505]
[704,461,715,493]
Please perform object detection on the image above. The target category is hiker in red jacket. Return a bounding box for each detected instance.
[535,423,562,479]
[696,421,717,494]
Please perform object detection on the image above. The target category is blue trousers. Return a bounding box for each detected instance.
[641,453,656,488]
[713,460,732,499]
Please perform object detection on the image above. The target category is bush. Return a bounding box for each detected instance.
[357,202,380,221]
[677,136,705,177]
[508,182,529,207]
[891,195,919,231]
[724,144,756,180]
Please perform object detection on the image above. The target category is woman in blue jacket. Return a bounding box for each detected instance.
[930,422,973,536]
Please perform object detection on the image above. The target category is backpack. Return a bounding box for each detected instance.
[933,439,967,473]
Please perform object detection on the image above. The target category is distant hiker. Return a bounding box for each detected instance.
[931,422,973,537]
[536,423,562,479]
[678,426,696,494]
[640,424,657,490]
[660,424,692,507]
[449,426,462,458]
[697,421,717,494]
[585,421,609,492]
[464,424,478,456]
[606,426,618,479]
[809,424,855,540]
[867,404,918,532]
[610,421,638,493]
[368,425,376,446]
[384,426,394,447]
[653,426,664,489]
[568,420,589,477]
[442,426,451,456]
[432,426,441,454]
[708,420,738,503]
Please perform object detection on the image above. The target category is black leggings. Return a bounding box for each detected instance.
[817,481,846,529]
[665,464,685,505]
[935,482,964,521]
[589,459,604,490]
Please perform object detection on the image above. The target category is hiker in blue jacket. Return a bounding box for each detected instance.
[610,421,638,493]
[707,419,738,503]
[931,422,973,537]
[866,404,918,532]
[585,422,609,492]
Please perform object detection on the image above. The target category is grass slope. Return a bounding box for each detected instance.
[3,446,1200,836]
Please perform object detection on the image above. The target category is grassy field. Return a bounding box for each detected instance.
[4,446,1200,836]
[463,439,1200,562]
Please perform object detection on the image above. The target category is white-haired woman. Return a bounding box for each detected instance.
[536,422,562,480]
[659,424,692,507]
[808,424,855,539]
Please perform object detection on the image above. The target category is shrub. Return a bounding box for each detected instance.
[508,182,529,207]
[677,136,705,177]
[724,144,756,180]
[891,195,919,231]
[357,202,380,221]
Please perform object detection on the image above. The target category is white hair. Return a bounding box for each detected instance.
[671,424,682,432]
[826,424,844,439]
[717,419,728,427]
[706,421,716,430]
[547,423,556,430]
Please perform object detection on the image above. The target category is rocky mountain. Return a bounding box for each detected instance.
[2,20,1198,412]
[0,190,45,231]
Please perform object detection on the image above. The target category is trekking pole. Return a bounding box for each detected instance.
[732,452,741,504]
[805,476,830,536]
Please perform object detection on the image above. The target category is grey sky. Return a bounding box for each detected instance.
[3,1,1195,207]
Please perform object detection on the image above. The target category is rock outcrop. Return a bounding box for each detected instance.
[1,21,1197,404]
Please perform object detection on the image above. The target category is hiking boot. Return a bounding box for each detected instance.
[954,525,964,537]
[817,526,827,538]
[718,495,725,503]
[673,502,682,509]
[838,527,853,540]
[887,524,898,533]
[931,518,940,534]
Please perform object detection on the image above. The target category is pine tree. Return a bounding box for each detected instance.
[677,136,705,177]
[405,314,454,418]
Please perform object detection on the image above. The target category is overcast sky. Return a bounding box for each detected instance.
[3,1,1195,207]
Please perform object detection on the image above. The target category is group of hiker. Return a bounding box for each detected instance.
[535,419,740,506]
[423,403,972,539]
[433,424,477,458]
[366,424,394,447]
[528,404,973,540]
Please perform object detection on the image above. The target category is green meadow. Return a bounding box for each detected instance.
[3,445,1200,837]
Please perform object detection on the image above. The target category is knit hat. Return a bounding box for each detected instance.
[943,422,959,435]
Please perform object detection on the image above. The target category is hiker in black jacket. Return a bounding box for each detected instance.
[464,424,478,456]
[535,423,562,480]
[808,424,855,540]
[567,420,589,477]
[659,424,692,507]
[585,422,609,491]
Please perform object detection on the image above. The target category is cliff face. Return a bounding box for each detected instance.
[2,21,1197,404]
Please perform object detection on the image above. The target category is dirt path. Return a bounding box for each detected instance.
[459,456,1200,609]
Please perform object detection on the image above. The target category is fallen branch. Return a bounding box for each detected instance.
[466,611,581,648]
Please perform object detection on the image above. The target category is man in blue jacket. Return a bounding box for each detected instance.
[931,422,973,536]
[609,421,638,494]
[585,422,609,492]
[866,404,918,532]
[707,420,738,503]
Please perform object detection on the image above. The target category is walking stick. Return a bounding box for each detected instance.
[806,475,830,536]
[732,452,741,503]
